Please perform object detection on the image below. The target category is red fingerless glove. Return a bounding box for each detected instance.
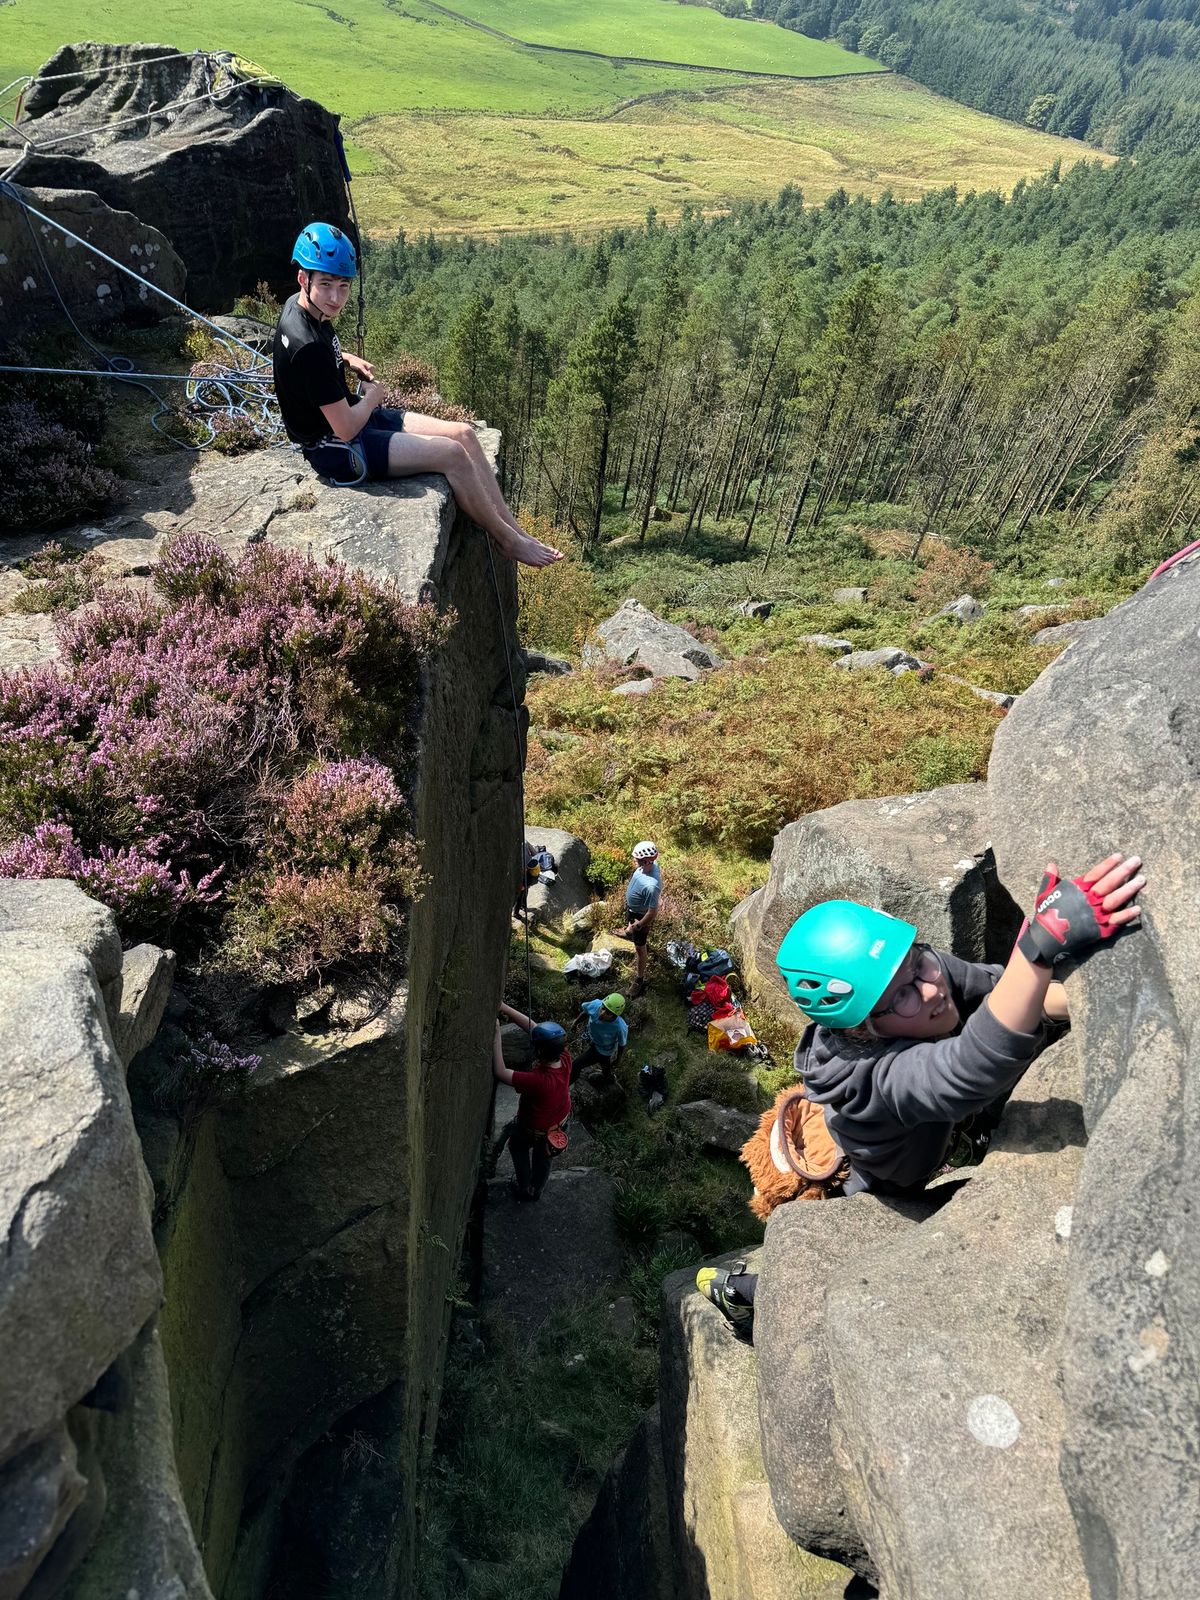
[1016,864,1118,967]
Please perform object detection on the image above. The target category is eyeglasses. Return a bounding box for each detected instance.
[871,943,942,1020]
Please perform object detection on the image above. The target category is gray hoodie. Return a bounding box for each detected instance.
[795,951,1050,1193]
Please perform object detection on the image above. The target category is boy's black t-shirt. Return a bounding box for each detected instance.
[272,293,359,446]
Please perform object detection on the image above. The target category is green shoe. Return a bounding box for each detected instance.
[696,1263,754,1338]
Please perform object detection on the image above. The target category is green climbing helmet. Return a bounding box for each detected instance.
[775,900,916,1029]
[601,993,626,1016]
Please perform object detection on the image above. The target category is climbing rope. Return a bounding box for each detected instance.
[0,176,283,449]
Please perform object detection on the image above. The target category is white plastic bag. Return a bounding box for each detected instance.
[563,948,614,978]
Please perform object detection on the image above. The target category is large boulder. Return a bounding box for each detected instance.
[526,827,592,926]
[988,557,1200,1598]
[730,784,1020,1032]
[0,891,162,1465]
[6,42,350,310]
[1031,619,1101,647]
[825,1135,1089,1600]
[755,1194,931,1576]
[0,182,187,339]
[583,599,722,681]
[660,1259,852,1600]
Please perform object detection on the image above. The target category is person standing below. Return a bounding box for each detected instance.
[572,992,628,1082]
[621,841,662,996]
[272,222,561,569]
[494,1002,572,1201]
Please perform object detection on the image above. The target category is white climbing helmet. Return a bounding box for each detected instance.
[632,840,658,861]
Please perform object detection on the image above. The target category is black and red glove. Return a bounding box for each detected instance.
[1016,864,1119,967]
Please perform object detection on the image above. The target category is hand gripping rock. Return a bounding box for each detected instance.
[1016,864,1118,966]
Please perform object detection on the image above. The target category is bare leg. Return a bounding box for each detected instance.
[383,430,561,568]
[393,415,561,565]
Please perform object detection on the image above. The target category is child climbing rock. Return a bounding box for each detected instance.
[699,851,1145,1332]
[494,1002,572,1201]
[273,222,561,568]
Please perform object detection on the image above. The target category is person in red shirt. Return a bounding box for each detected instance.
[494,1003,572,1201]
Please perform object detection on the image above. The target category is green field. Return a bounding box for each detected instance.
[440,0,877,75]
[0,0,871,120]
[1,0,1106,236]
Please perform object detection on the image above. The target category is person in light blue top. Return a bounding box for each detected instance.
[621,840,662,994]
[573,993,629,1081]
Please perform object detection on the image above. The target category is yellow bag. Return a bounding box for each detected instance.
[707,1008,757,1052]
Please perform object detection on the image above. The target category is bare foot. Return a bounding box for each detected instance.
[494,528,564,568]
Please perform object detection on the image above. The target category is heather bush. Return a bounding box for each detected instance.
[0,401,122,532]
[0,535,448,986]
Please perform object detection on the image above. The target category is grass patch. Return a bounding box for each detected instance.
[444,0,878,76]
[418,1297,657,1600]
[351,75,1109,235]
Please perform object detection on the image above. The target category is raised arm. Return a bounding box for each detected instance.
[492,1024,515,1086]
[499,1000,534,1034]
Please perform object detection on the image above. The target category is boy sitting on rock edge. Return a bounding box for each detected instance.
[272,221,562,569]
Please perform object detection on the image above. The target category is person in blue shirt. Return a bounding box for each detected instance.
[573,993,628,1081]
[621,840,662,994]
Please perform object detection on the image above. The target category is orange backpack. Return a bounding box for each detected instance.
[740,1086,850,1220]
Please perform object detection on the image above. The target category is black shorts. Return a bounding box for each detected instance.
[302,405,407,484]
[626,922,649,948]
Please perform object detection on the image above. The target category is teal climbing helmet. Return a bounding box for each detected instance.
[292,221,358,279]
[775,900,916,1029]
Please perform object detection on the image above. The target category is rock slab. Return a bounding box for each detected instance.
[584,599,723,680]
[826,1143,1089,1600]
[756,1194,931,1575]
[526,827,592,926]
[660,1259,852,1600]
[0,891,161,1464]
[989,561,1200,1598]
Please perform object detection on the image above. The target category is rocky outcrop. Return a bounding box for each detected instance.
[0,881,200,1599]
[0,182,187,338]
[730,782,1019,1032]
[1,435,524,1598]
[675,1099,760,1155]
[1031,618,1100,646]
[4,43,350,311]
[659,1259,852,1600]
[755,1194,932,1577]
[832,646,922,674]
[583,599,723,680]
[525,827,592,926]
[934,593,985,623]
[989,557,1200,1599]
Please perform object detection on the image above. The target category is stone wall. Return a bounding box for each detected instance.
[0,450,524,1599]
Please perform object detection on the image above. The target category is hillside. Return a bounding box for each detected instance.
[3,1,1105,235]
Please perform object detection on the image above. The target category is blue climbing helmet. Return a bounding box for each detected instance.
[292,221,358,280]
[775,900,916,1030]
[531,1020,567,1059]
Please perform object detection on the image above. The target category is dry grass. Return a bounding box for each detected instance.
[352,76,1111,235]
